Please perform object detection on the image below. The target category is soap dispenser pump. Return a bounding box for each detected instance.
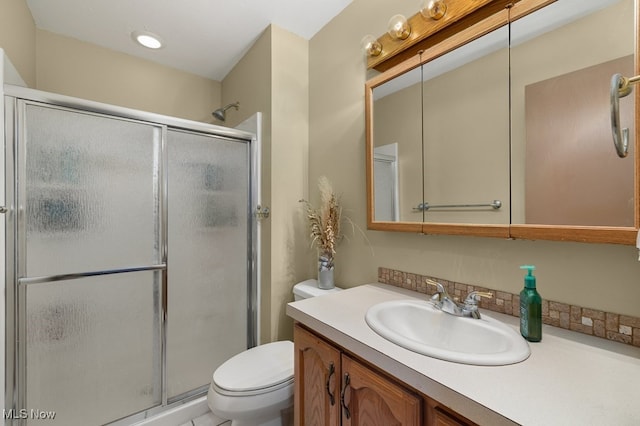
[519,265,542,342]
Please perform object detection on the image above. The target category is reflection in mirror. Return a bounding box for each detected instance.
[421,25,510,225]
[510,0,635,227]
[374,143,400,221]
[372,66,423,223]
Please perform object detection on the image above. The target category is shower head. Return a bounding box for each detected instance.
[212,102,240,122]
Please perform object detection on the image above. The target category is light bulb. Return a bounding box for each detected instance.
[361,35,382,57]
[387,14,411,40]
[420,0,447,21]
[131,31,164,49]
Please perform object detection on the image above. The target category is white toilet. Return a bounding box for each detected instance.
[207,279,342,426]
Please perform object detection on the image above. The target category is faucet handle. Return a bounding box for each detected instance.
[426,279,445,293]
[464,291,493,304]
[426,279,448,302]
[462,291,493,319]
[426,279,452,304]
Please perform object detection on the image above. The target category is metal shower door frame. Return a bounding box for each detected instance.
[3,85,259,425]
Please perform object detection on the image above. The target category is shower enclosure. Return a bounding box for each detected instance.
[2,85,259,425]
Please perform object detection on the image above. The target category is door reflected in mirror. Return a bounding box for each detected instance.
[374,143,400,221]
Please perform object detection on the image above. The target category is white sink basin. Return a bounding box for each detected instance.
[365,299,530,366]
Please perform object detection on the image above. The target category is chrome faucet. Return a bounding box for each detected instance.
[426,279,493,319]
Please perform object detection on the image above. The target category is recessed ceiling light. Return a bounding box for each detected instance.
[132,30,164,49]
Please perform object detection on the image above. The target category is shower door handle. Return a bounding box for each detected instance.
[255,205,270,220]
[0,206,7,214]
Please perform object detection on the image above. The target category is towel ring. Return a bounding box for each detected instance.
[610,73,640,158]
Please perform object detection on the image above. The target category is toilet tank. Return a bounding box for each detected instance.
[293,279,342,301]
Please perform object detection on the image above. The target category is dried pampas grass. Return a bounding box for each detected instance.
[300,176,343,264]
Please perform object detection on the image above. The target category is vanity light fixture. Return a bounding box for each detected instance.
[132,30,164,49]
[420,0,447,20]
[361,34,382,57]
[387,14,411,40]
[364,0,460,69]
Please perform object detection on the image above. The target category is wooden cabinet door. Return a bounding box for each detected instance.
[340,354,420,426]
[294,324,342,426]
[425,398,476,426]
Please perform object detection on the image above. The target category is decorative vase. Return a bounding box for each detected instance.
[318,252,335,290]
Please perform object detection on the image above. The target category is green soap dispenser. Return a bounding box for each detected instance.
[519,265,542,342]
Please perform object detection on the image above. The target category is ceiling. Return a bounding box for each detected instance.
[26,0,353,81]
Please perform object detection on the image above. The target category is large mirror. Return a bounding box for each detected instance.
[372,66,423,225]
[366,0,639,244]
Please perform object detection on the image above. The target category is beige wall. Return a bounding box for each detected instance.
[0,0,36,86]
[36,30,221,122]
[309,0,640,318]
[0,2,221,122]
[223,26,310,343]
[222,27,273,344]
[269,26,310,341]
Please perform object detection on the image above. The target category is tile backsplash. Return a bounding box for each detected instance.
[378,267,640,348]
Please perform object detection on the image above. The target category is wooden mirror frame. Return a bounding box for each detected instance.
[365,0,640,245]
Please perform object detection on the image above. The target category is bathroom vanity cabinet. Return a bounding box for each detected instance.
[294,324,341,425]
[287,284,640,425]
[294,324,474,426]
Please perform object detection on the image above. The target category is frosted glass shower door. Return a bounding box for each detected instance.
[20,103,162,274]
[25,272,159,426]
[16,102,164,425]
[166,129,250,399]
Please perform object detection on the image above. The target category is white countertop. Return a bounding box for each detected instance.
[286,283,640,426]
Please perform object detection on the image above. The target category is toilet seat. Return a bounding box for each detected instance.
[213,377,294,397]
[212,341,294,397]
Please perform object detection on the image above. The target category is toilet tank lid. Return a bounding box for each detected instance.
[213,341,293,393]
[293,279,342,299]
